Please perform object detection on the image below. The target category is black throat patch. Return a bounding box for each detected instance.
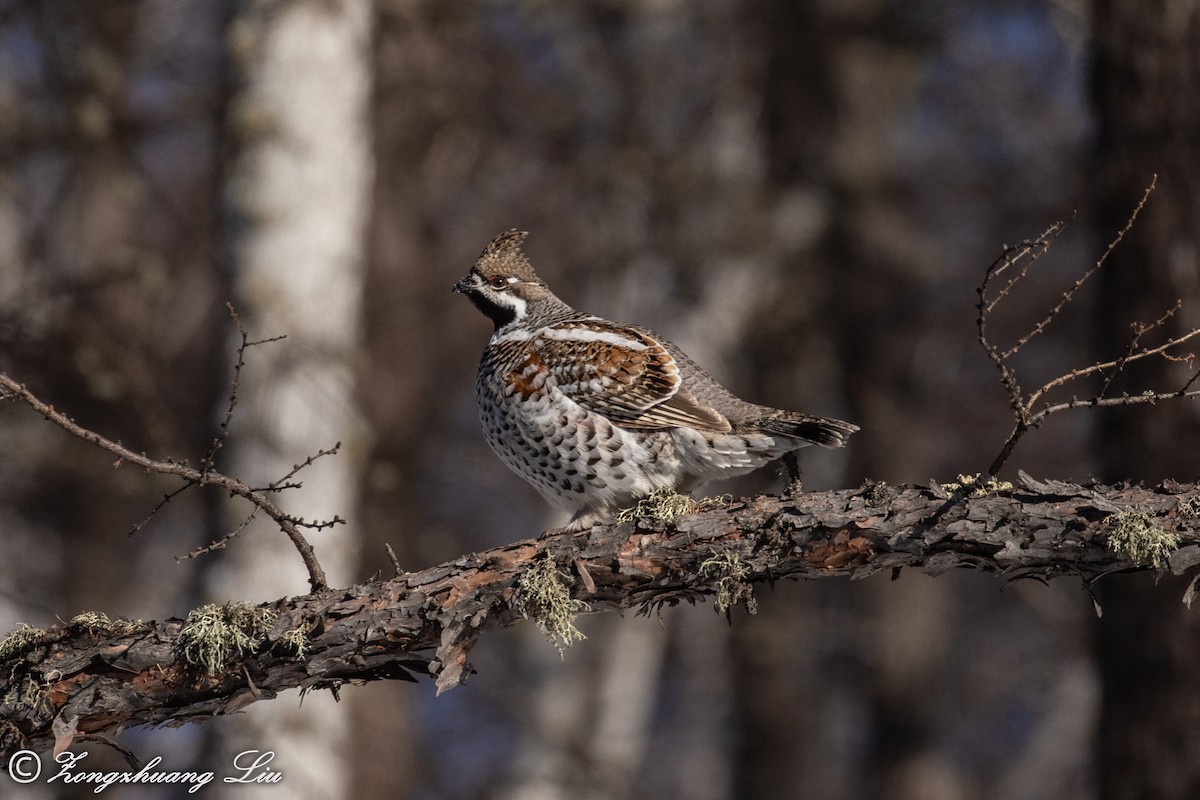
[466,290,517,330]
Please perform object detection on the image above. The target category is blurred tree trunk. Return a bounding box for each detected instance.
[0,1,231,623]
[739,2,950,798]
[215,0,373,796]
[1092,2,1200,799]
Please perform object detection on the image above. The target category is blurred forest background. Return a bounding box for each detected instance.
[1,0,1198,798]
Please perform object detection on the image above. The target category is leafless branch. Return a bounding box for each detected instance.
[127,483,193,537]
[0,331,333,587]
[200,303,286,476]
[977,177,1200,475]
[178,506,263,562]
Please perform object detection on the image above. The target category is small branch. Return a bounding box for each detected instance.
[385,543,405,577]
[977,177,1200,475]
[127,483,193,537]
[200,303,285,477]
[0,373,328,591]
[1001,178,1152,360]
[262,442,344,495]
[178,506,263,562]
[1036,388,1200,420]
[1029,305,1199,407]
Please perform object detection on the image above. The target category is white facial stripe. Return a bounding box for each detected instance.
[505,276,520,284]
[491,291,527,317]
[492,327,534,343]
[540,326,649,350]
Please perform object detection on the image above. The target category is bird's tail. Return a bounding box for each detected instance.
[756,412,859,448]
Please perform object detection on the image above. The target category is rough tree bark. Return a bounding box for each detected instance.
[3,476,1199,760]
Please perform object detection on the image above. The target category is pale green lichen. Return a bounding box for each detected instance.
[699,550,756,615]
[2,671,53,716]
[177,602,276,674]
[937,473,1014,499]
[1106,507,1180,568]
[1177,495,1200,519]
[0,625,57,715]
[69,611,143,636]
[1,616,141,717]
[515,555,590,655]
[617,489,729,524]
[279,623,314,660]
[0,623,51,662]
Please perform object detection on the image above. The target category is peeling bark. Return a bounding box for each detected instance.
[3,474,1199,759]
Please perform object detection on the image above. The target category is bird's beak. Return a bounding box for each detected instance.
[452,276,474,294]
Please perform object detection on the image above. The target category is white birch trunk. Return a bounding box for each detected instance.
[214,2,373,797]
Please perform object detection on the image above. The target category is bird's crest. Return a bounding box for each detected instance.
[474,229,540,282]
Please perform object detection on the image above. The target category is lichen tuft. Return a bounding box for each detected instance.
[1106,506,1179,568]
[177,602,276,674]
[617,489,728,524]
[937,473,1014,498]
[699,550,756,615]
[515,555,590,655]
[69,611,143,636]
[0,624,51,662]
[280,623,314,659]
[1177,495,1200,519]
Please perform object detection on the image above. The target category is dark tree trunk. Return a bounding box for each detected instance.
[742,0,943,797]
[1092,2,1200,798]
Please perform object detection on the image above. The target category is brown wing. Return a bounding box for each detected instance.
[533,321,731,432]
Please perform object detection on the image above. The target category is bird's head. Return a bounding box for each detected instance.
[454,230,557,329]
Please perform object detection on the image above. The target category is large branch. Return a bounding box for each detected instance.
[4,475,1200,759]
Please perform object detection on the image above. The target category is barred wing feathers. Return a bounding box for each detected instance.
[532,321,732,433]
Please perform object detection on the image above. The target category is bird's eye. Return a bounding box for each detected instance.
[489,275,510,289]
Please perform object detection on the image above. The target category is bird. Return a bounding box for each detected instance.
[454,230,859,531]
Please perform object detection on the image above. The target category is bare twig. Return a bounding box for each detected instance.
[178,506,263,562]
[127,483,193,537]
[1001,178,1151,359]
[385,542,404,577]
[258,442,344,495]
[0,306,347,589]
[200,303,286,477]
[123,304,293,539]
[0,373,328,591]
[978,177,1200,476]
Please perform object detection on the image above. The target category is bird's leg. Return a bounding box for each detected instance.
[783,452,803,496]
[558,509,603,534]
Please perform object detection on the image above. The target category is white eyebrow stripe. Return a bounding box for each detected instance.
[539,326,650,350]
[505,276,520,284]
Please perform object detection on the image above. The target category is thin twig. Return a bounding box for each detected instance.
[127,482,193,537]
[1036,387,1200,420]
[201,303,286,476]
[262,443,343,493]
[1029,323,1200,407]
[179,506,263,562]
[982,221,1068,315]
[0,373,328,590]
[385,543,404,577]
[978,176,1200,476]
[1001,179,1154,359]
